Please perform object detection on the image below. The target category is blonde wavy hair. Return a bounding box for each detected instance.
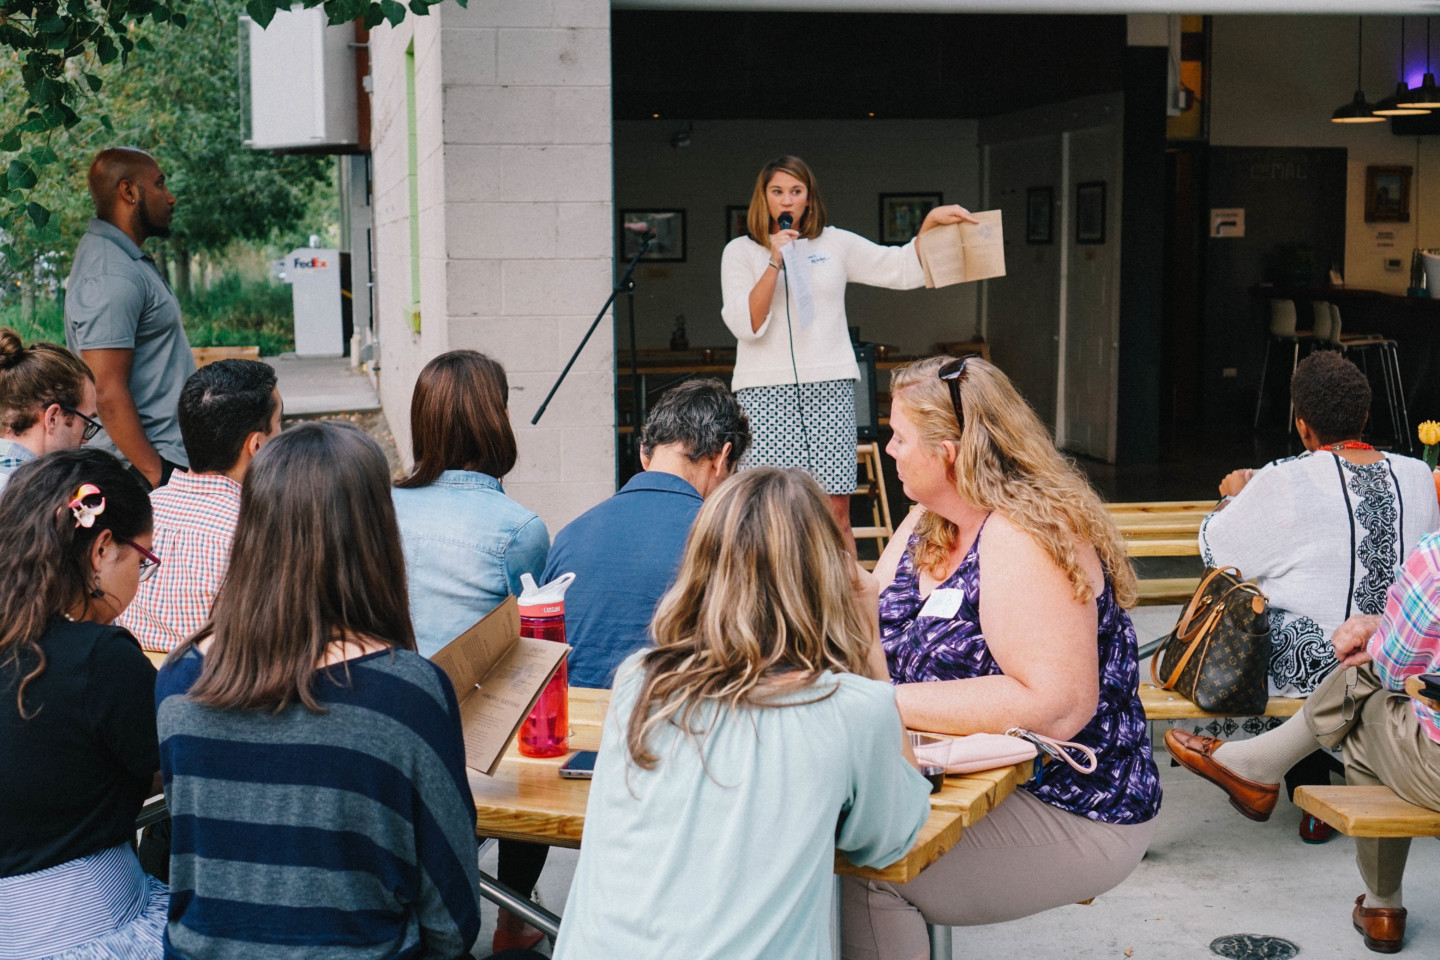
[890,356,1136,608]
[626,467,871,769]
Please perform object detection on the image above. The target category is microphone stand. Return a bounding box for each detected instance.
[532,233,652,473]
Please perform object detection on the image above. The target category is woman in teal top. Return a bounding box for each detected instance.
[553,468,930,960]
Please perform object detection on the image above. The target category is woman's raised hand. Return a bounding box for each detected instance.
[923,204,980,228]
[768,229,800,265]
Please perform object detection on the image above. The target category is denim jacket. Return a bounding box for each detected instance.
[392,470,550,657]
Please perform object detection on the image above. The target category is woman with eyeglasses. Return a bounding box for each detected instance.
[0,447,166,959]
[0,328,100,497]
[841,356,1161,960]
[156,422,480,959]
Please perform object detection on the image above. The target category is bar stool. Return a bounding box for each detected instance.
[852,442,894,569]
[1325,305,1411,451]
[1253,299,1313,430]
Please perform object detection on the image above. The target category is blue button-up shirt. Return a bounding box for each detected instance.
[0,438,37,498]
[542,471,704,688]
[392,470,550,657]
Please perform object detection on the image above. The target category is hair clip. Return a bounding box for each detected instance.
[67,484,106,529]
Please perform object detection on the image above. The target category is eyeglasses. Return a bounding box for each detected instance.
[59,406,103,442]
[117,536,162,583]
[937,356,976,431]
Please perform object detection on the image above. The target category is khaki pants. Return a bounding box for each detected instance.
[1304,662,1440,897]
[840,790,1156,960]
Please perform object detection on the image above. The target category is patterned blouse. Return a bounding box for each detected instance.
[880,523,1161,826]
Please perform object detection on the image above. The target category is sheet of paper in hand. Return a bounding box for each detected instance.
[915,210,1005,288]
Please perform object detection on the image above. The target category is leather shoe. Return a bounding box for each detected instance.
[1164,729,1279,821]
[1354,894,1406,953]
[1300,813,1336,844]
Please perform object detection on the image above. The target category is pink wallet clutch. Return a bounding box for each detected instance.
[913,729,1097,776]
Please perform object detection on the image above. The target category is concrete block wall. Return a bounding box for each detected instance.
[370,0,616,533]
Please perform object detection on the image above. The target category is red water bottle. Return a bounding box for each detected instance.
[517,572,576,758]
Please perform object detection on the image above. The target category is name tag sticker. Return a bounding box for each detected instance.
[918,588,964,620]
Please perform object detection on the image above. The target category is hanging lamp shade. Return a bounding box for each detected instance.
[1375,81,1430,115]
[1332,17,1384,123]
[1404,72,1440,108]
[1332,89,1386,122]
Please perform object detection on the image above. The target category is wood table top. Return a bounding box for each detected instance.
[470,688,1031,883]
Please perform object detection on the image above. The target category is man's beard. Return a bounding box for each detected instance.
[137,192,172,239]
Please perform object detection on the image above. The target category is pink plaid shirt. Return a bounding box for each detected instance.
[1368,533,1440,744]
[118,471,242,652]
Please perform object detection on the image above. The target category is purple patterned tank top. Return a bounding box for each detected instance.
[879,523,1161,825]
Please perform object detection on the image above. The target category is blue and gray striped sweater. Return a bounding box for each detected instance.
[156,646,480,959]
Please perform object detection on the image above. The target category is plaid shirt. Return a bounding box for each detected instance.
[117,470,242,651]
[1368,532,1440,743]
[0,437,37,496]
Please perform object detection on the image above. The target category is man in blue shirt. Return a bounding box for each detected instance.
[544,378,751,688]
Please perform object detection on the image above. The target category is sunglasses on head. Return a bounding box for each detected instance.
[937,356,977,431]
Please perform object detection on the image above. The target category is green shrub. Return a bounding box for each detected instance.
[0,275,296,356]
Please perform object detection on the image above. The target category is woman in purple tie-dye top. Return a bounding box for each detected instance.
[841,357,1161,960]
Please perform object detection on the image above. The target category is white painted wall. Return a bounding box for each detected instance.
[1211,14,1440,293]
[613,118,982,355]
[370,0,616,532]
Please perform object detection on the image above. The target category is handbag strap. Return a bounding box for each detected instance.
[1006,728,1098,774]
[1170,566,1240,640]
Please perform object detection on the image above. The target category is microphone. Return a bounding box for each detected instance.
[778,212,793,230]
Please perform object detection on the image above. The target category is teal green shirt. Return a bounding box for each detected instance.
[554,654,930,960]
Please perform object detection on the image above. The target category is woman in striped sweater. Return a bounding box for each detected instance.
[155,422,481,960]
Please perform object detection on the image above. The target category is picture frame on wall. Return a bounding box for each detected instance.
[726,205,750,242]
[1025,187,1053,244]
[878,193,942,245]
[619,209,686,262]
[1365,165,1412,223]
[1075,181,1106,245]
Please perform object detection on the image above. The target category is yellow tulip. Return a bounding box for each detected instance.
[1420,421,1440,447]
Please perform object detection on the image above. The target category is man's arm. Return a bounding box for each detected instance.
[83,348,162,487]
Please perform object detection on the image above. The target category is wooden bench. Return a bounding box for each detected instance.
[192,345,261,368]
[1106,500,1209,605]
[1294,786,1440,838]
[1140,682,1303,721]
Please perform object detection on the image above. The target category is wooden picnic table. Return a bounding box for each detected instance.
[469,686,1034,944]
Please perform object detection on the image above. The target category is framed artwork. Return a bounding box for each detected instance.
[879,192,942,245]
[725,205,750,242]
[1025,186,1053,244]
[1075,181,1106,245]
[1365,165,1412,223]
[619,209,686,262]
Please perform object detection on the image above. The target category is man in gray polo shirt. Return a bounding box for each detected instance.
[65,147,194,488]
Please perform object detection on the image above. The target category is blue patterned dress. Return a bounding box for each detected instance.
[880,523,1161,825]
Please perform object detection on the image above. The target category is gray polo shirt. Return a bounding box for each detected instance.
[65,218,193,467]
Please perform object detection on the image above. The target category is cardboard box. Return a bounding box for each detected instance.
[429,596,569,776]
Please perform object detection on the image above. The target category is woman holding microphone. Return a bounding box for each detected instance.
[721,155,977,548]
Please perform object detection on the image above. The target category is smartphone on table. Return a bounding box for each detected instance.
[559,750,598,779]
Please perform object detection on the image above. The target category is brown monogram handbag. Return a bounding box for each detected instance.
[1151,566,1271,715]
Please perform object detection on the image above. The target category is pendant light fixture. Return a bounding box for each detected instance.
[1333,17,1385,123]
[1374,17,1430,116]
[1404,17,1440,109]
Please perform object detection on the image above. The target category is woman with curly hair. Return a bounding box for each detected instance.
[553,467,930,960]
[0,448,165,958]
[842,356,1160,960]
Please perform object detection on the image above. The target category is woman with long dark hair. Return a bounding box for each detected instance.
[0,448,165,958]
[156,422,481,958]
[720,155,976,548]
[392,350,549,657]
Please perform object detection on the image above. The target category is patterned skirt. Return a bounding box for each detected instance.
[0,843,168,960]
[735,379,857,495]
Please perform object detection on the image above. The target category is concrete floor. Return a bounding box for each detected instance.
[264,354,380,418]
[474,605,1440,959]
